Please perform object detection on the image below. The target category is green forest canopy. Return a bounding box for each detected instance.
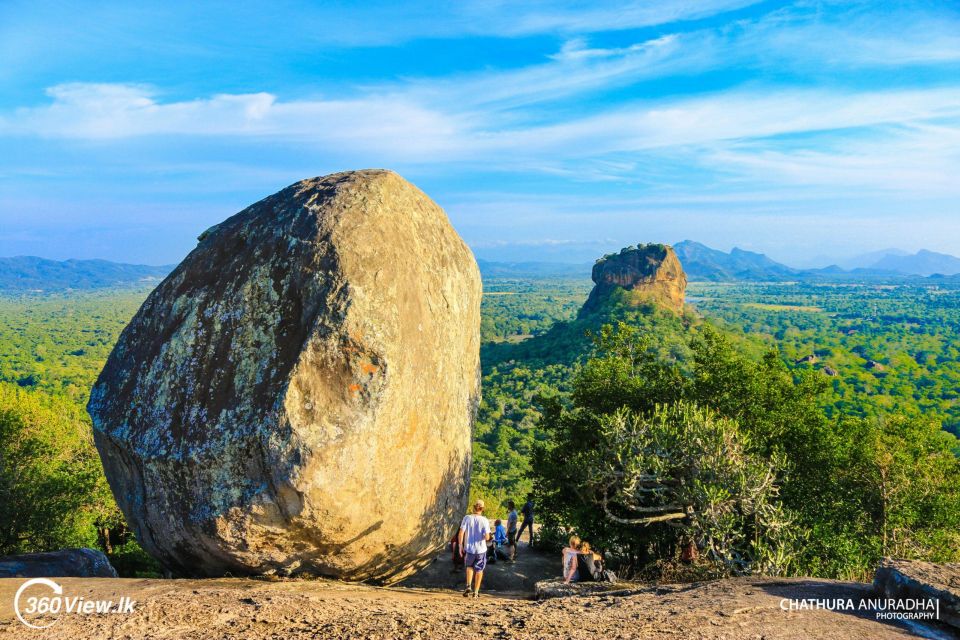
[2,276,960,579]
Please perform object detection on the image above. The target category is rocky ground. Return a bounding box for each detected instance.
[1,545,956,639]
[397,536,556,594]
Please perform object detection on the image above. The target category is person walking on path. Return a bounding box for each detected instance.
[458,499,492,598]
[518,494,535,547]
[506,500,519,562]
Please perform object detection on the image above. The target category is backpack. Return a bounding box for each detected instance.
[577,553,618,583]
[599,569,618,583]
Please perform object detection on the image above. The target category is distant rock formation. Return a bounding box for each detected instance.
[88,170,482,583]
[580,244,687,315]
[0,548,118,578]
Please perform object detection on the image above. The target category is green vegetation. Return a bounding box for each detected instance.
[481,278,589,343]
[530,322,960,579]
[0,289,160,575]
[689,281,960,435]
[478,276,960,579]
[2,276,960,581]
[0,383,115,553]
[472,279,691,513]
[0,291,148,400]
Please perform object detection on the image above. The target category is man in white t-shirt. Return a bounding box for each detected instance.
[458,499,492,598]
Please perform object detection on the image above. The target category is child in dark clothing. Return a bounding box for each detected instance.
[575,541,617,583]
[451,532,465,572]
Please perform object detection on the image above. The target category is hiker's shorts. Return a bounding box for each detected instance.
[464,552,487,572]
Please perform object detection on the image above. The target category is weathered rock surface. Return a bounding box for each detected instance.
[580,244,687,315]
[535,578,636,600]
[0,576,930,639]
[88,169,481,583]
[0,548,118,578]
[874,558,960,628]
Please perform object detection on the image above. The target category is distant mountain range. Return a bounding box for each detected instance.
[478,242,960,282]
[838,248,910,270]
[869,250,960,277]
[672,241,797,281]
[4,244,959,290]
[0,256,172,291]
[673,242,960,281]
[476,258,591,278]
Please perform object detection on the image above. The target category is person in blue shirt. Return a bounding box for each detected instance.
[487,519,509,563]
[493,520,507,545]
[494,519,508,547]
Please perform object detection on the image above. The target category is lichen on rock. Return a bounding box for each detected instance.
[88,169,482,583]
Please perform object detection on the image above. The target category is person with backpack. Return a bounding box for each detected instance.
[575,541,617,583]
[458,499,492,598]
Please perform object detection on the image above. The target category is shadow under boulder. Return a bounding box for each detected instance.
[874,558,960,629]
[0,548,118,578]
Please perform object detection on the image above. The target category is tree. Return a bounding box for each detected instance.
[0,383,117,554]
[532,323,799,576]
[853,416,960,562]
[531,316,960,579]
[535,401,796,575]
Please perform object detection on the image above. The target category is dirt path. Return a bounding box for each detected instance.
[2,570,956,639]
[398,538,557,593]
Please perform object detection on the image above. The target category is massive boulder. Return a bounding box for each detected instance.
[580,243,687,315]
[88,170,481,583]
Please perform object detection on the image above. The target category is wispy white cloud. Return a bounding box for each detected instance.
[5,81,960,196]
[402,31,702,112]
[3,0,960,263]
[708,124,960,193]
[466,86,960,157]
[458,0,762,36]
[729,6,960,68]
[389,5,960,112]
[1,83,465,160]
[549,35,680,61]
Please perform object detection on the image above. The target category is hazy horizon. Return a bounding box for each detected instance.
[2,238,951,272]
[2,1,958,265]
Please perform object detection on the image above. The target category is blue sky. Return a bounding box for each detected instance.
[1,1,958,266]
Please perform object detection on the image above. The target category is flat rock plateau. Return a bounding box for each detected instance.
[2,567,955,639]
